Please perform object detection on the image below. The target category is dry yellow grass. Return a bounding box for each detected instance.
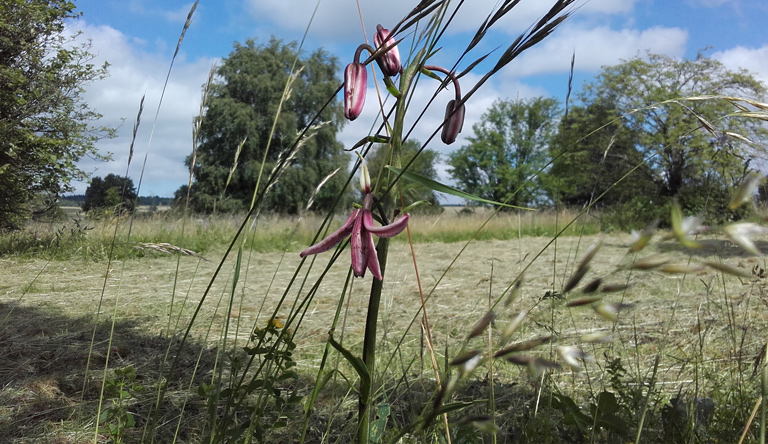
[2,229,767,441]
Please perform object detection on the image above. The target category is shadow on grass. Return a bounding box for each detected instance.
[659,238,768,261]
[0,302,217,443]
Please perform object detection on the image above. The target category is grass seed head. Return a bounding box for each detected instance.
[724,222,768,256]
[500,310,528,343]
[704,261,752,278]
[728,172,762,210]
[468,311,496,339]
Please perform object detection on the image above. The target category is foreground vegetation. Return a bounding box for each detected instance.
[2,210,768,443]
[4,1,768,443]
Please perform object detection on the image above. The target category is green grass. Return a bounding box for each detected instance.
[0,207,601,261]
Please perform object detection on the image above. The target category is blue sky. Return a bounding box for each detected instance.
[67,0,768,198]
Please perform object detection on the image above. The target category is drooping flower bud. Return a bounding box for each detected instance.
[441,99,465,144]
[373,25,402,77]
[344,62,367,121]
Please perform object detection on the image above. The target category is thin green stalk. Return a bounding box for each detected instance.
[762,365,767,444]
[358,238,389,444]
[634,354,660,443]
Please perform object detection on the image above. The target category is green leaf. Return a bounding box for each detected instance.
[383,76,401,98]
[386,166,533,210]
[328,334,370,387]
[369,402,390,444]
[434,401,474,416]
[551,393,592,434]
[420,67,443,82]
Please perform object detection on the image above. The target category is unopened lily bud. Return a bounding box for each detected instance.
[373,25,402,77]
[344,62,367,121]
[356,152,372,194]
[441,99,465,144]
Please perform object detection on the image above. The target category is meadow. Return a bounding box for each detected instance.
[5,1,768,442]
[2,209,767,443]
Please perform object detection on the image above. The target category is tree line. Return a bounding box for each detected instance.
[3,0,767,230]
[449,53,767,226]
[181,40,767,228]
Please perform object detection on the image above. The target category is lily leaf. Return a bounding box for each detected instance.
[386,166,533,210]
[329,334,370,387]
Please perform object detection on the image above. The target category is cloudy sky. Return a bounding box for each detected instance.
[67,0,768,198]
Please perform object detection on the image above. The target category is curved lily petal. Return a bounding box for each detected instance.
[300,210,359,258]
[363,211,410,238]
[365,229,382,280]
[350,211,368,277]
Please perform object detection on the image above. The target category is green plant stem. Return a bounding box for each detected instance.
[762,365,767,444]
[358,238,389,444]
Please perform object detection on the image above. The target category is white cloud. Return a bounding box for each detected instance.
[713,45,768,84]
[244,0,638,42]
[505,25,688,77]
[71,22,218,196]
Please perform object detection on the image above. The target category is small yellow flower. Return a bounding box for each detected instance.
[267,317,285,329]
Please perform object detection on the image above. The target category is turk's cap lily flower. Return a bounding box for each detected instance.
[373,24,403,77]
[299,202,410,280]
[441,99,465,144]
[344,62,367,121]
[423,65,465,145]
[300,157,409,280]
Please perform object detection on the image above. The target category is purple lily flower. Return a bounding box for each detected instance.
[441,99,465,145]
[423,65,465,144]
[344,62,367,121]
[300,158,409,280]
[373,24,403,77]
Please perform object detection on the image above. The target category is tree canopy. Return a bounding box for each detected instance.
[545,100,655,209]
[181,37,349,214]
[578,52,768,217]
[0,0,111,229]
[448,97,559,208]
[82,174,138,214]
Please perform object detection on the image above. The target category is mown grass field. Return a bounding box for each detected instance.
[1,209,767,442]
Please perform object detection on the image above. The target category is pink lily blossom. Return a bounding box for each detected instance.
[344,62,367,121]
[373,24,403,77]
[423,65,465,144]
[300,158,409,280]
[441,99,465,145]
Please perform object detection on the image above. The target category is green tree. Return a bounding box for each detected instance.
[579,52,768,217]
[0,0,112,229]
[546,101,655,208]
[82,174,138,213]
[365,140,442,213]
[447,97,560,208]
[182,37,349,214]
